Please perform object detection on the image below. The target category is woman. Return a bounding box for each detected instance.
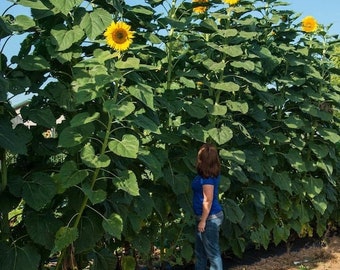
[192,143,224,270]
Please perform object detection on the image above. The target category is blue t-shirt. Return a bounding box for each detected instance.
[192,174,222,216]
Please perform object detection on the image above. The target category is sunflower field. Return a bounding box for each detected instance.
[0,0,339,269]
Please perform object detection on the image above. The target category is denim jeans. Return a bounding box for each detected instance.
[195,212,224,270]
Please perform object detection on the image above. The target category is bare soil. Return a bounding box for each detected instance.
[228,236,340,270]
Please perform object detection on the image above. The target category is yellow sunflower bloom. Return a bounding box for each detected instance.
[104,21,134,51]
[301,16,318,33]
[193,0,209,14]
[223,0,240,5]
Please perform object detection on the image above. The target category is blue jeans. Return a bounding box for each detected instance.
[195,212,224,270]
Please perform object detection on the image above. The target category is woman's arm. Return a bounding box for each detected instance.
[197,184,214,232]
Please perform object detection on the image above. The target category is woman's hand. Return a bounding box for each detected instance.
[198,220,206,232]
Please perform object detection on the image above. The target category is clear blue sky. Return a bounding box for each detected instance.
[1,0,339,105]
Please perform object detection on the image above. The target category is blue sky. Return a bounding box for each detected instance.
[1,0,339,58]
[1,0,339,105]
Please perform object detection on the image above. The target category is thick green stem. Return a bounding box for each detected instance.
[55,92,116,269]
[166,29,174,91]
[165,0,177,91]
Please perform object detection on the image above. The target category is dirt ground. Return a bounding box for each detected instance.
[228,236,340,270]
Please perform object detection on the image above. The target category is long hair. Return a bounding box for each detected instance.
[196,143,221,178]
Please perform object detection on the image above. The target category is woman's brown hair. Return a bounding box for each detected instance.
[196,143,221,178]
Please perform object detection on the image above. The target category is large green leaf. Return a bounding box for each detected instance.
[75,212,105,253]
[102,213,123,239]
[25,211,63,249]
[271,172,292,194]
[208,126,233,145]
[20,107,56,127]
[81,143,111,168]
[103,100,135,120]
[53,161,88,190]
[132,114,161,134]
[210,81,240,92]
[11,15,35,31]
[317,128,340,144]
[0,120,27,154]
[0,243,40,270]
[22,172,57,211]
[82,182,107,204]
[91,249,118,270]
[284,148,308,172]
[230,60,255,71]
[131,235,152,257]
[50,0,83,15]
[202,59,226,72]
[311,194,328,215]
[15,0,50,9]
[113,170,140,196]
[272,224,290,246]
[250,225,271,249]
[183,99,207,119]
[58,123,95,148]
[108,134,139,158]
[52,227,79,253]
[17,55,49,71]
[220,149,246,165]
[121,256,136,270]
[128,84,154,110]
[70,112,100,127]
[116,57,140,69]
[224,199,244,224]
[226,101,248,114]
[302,176,323,198]
[51,25,84,51]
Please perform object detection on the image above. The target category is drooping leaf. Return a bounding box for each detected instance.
[82,182,107,204]
[128,84,154,110]
[220,149,246,165]
[22,172,57,211]
[311,194,328,215]
[302,176,323,199]
[224,199,244,224]
[208,126,233,145]
[108,134,139,159]
[81,143,111,168]
[250,225,271,250]
[70,112,100,127]
[103,100,135,120]
[52,227,79,253]
[102,213,123,239]
[210,81,240,92]
[113,170,140,196]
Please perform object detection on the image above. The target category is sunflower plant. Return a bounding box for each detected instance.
[0,0,339,269]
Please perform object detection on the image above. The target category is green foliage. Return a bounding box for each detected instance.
[0,0,339,269]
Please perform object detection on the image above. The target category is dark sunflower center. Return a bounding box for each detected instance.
[114,30,127,44]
